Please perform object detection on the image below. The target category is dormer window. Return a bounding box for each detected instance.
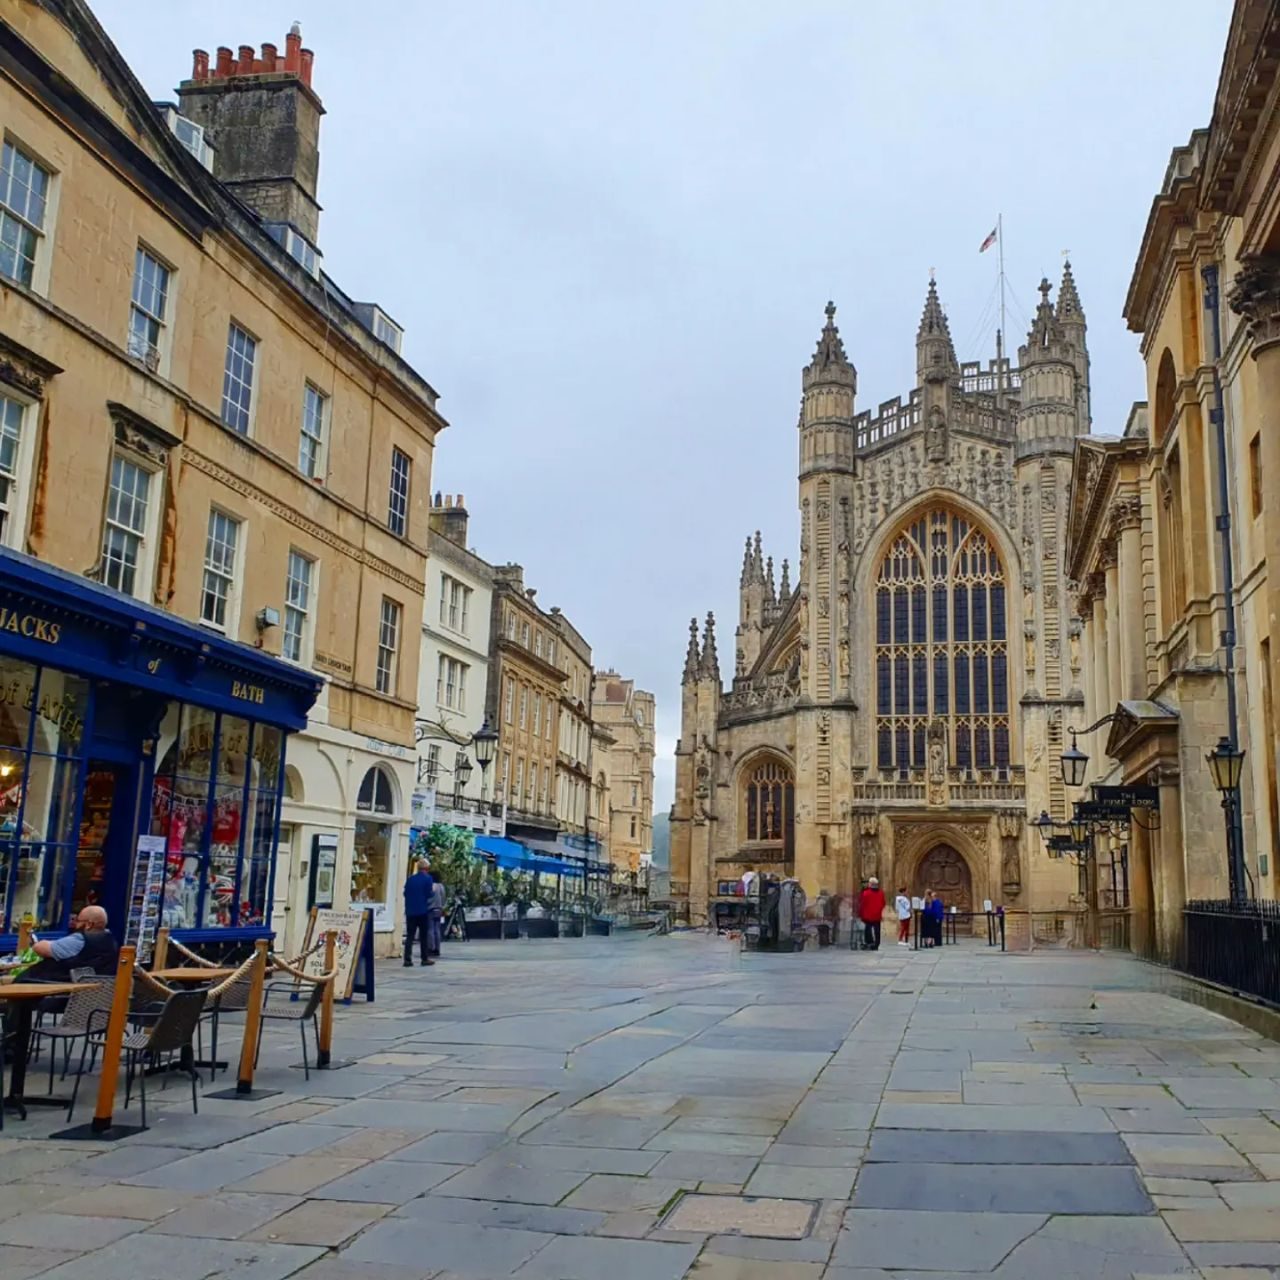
[264,222,320,279]
[157,106,214,171]
[372,309,403,354]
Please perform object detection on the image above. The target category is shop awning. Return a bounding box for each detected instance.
[474,835,583,878]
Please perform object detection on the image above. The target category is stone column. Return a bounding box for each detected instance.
[1112,497,1146,702]
[1127,806,1154,958]
[1091,573,1109,767]
[1102,543,1122,718]
[1230,259,1280,872]
[1153,766,1186,964]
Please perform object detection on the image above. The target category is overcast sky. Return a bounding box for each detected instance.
[97,0,1230,815]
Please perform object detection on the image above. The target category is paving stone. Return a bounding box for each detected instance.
[962,1079,1080,1106]
[1106,1108,1210,1134]
[1186,1242,1280,1268]
[645,1131,773,1156]
[685,1253,823,1277]
[701,1234,834,1264]
[395,1193,607,1234]
[874,1102,1114,1132]
[866,1128,1132,1164]
[564,1174,687,1212]
[433,1161,588,1204]
[146,1192,301,1240]
[513,1234,700,1279]
[316,1098,523,1132]
[522,1114,674,1148]
[662,1194,815,1239]
[247,1199,394,1247]
[43,1183,187,1221]
[1218,1180,1280,1208]
[124,1148,287,1192]
[1165,1208,1280,1241]
[666,1115,782,1137]
[394,1131,510,1164]
[833,1209,1047,1271]
[232,1155,368,1195]
[650,1151,762,1183]
[224,1124,356,1156]
[345,1217,550,1274]
[310,1128,421,1160]
[1125,1134,1250,1168]
[310,1159,461,1203]
[30,1234,325,1280]
[0,1212,143,1249]
[80,1146,191,1178]
[0,1245,80,1280]
[292,1260,428,1280]
[498,1143,664,1175]
[759,1143,862,1168]
[743,1164,855,1201]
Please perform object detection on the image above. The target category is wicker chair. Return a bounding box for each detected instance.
[255,980,325,1079]
[68,987,207,1128]
[202,967,254,1083]
[30,978,115,1094]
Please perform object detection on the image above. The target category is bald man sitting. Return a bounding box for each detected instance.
[26,905,119,980]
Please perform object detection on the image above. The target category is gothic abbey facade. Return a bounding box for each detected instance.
[671,266,1092,923]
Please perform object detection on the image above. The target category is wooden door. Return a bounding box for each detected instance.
[915,844,972,914]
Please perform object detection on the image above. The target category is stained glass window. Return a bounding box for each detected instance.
[874,509,1011,772]
[742,758,795,856]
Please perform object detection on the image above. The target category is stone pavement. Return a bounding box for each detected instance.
[3,934,1280,1279]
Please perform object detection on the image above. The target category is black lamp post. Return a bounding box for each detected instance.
[453,751,473,807]
[1061,732,1089,790]
[1207,735,1247,904]
[472,718,498,807]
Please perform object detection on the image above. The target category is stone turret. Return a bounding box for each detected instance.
[798,302,857,479]
[1017,272,1090,446]
[916,275,959,385]
[1055,259,1090,427]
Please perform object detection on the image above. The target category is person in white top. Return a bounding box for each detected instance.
[895,887,913,946]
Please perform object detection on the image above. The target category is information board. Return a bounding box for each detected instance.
[300,907,370,1001]
[123,835,166,963]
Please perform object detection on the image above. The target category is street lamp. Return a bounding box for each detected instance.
[1207,735,1248,903]
[1061,731,1089,790]
[453,751,474,806]
[472,718,498,806]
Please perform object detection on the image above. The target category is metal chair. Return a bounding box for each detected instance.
[68,988,207,1128]
[202,967,254,1083]
[31,978,115,1093]
[255,980,325,1079]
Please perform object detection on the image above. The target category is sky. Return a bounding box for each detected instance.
[95,0,1232,817]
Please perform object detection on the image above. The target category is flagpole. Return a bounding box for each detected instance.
[997,213,1006,395]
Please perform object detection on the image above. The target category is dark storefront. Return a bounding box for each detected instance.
[0,549,319,951]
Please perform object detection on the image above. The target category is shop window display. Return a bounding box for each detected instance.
[352,764,396,923]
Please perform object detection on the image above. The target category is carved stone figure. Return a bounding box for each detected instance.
[838,639,850,679]
[838,591,850,630]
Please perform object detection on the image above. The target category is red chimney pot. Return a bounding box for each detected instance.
[238,44,255,74]
[299,48,314,87]
[215,46,233,77]
[192,49,209,80]
[262,42,278,71]
[285,28,302,72]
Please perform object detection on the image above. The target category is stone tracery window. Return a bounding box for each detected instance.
[741,757,795,855]
[875,508,1009,773]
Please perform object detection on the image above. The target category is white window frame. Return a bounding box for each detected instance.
[199,507,241,633]
[388,447,411,536]
[0,390,38,551]
[375,597,401,695]
[518,686,528,730]
[506,611,516,640]
[504,676,515,724]
[299,382,328,479]
[0,137,55,294]
[221,321,258,435]
[101,451,161,601]
[424,744,441,787]
[514,757,524,802]
[534,631,543,658]
[520,621,530,647]
[127,244,173,375]
[436,654,469,711]
[283,548,315,664]
[533,693,542,738]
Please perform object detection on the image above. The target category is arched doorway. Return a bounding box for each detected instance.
[915,844,972,914]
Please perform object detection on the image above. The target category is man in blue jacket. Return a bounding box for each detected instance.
[403,860,435,967]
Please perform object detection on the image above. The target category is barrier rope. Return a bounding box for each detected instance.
[133,967,175,1001]
[208,950,263,999]
[267,952,338,984]
[165,937,219,968]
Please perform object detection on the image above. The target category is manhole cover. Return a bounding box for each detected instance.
[662,1193,816,1239]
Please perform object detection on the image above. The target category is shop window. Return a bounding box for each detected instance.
[376,597,401,695]
[0,660,89,931]
[353,764,397,920]
[0,391,37,549]
[200,508,241,631]
[101,452,159,600]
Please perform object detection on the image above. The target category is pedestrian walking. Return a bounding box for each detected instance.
[429,863,446,957]
[858,876,886,952]
[403,859,436,967]
[926,890,946,947]
[894,886,912,946]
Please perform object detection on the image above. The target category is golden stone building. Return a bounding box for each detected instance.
[0,4,443,954]
[1066,0,1280,960]
[672,273,1092,925]
[592,672,655,874]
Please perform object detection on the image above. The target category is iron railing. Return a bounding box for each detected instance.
[1182,899,1280,1008]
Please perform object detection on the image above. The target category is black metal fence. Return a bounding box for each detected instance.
[1183,899,1280,1008]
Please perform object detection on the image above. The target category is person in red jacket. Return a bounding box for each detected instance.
[858,877,886,951]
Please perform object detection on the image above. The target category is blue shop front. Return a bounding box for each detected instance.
[0,550,320,952]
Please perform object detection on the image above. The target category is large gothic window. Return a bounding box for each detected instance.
[874,508,1010,773]
[741,757,795,858]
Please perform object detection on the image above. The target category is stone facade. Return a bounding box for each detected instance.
[592,672,656,874]
[672,271,1091,924]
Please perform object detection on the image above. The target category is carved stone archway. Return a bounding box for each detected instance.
[889,818,991,913]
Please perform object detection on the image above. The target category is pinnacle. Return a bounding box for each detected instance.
[917,275,952,339]
[779,558,791,601]
[682,616,701,683]
[700,610,720,680]
[1056,258,1084,323]
[805,300,853,378]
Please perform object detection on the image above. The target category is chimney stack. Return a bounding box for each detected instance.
[429,492,470,548]
[177,26,324,243]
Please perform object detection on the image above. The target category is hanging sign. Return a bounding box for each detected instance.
[1092,785,1160,812]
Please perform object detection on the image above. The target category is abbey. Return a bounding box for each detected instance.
[671,266,1091,923]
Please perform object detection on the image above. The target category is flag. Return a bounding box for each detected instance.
[979,226,998,253]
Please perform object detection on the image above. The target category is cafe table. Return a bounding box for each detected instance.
[0,980,100,1118]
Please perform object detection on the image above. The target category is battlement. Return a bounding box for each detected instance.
[960,358,1021,395]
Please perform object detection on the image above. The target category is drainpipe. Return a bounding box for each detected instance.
[1202,263,1250,903]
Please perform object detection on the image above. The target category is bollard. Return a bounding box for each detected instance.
[235,939,269,1095]
[152,926,169,971]
[91,945,136,1132]
[316,928,336,1068]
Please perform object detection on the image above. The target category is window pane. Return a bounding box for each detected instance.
[299,385,326,477]
[388,448,410,536]
[0,141,50,287]
[221,324,256,433]
[201,509,239,629]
